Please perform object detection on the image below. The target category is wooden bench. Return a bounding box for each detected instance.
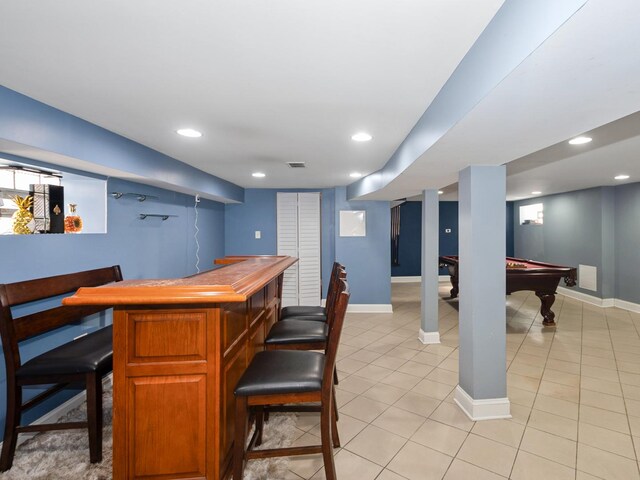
[0,265,123,471]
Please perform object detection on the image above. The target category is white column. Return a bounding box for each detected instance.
[455,166,510,420]
[419,189,440,344]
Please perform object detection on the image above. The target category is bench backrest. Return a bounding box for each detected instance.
[0,266,123,373]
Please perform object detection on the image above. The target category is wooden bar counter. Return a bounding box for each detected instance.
[63,255,297,480]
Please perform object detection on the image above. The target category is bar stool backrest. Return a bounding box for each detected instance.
[322,280,350,388]
[324,265,345,322]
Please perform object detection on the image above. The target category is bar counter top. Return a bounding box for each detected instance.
[62,255,297,306]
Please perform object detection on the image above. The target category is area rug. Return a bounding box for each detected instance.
[0,386,297,480]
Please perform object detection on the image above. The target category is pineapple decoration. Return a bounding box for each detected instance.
[11,195,35,235]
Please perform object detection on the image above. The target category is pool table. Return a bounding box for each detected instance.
[439,255,577,326]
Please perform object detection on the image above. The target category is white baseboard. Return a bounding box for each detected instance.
[347,304,393,313]
[454,385,511,421]
[0,374,112,450]
[307,300,393,313]
[557,286,613,307]
[391,276,421,283]
[400,281,640,313]
[398,281,640,314]
[533,286,640,313]
[614,298,640,314]
[557,286,626,309]
[418,329,440,344]
[391,276,449,283]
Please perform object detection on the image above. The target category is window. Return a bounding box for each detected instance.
[519,203,543,225]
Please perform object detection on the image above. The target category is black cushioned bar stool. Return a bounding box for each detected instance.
[265,319,329,350]
[265,268,345,351]
[233,281,350,480]
[266,266,345,391]
[279,262,343,321]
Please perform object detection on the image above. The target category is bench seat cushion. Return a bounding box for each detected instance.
[16,325,113,378]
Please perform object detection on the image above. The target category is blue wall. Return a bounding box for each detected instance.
[514,187,608,297]
[515,183,640,304]
[615,183,640,304]
[0,176,225,435]
[225,188,336,297]
[439,202,461,274]
[225,187,389,305]
[391,200,514,277]
[391,202,422,277]
[334,187,391,304]
[1,178,225,283]
[506,201,515,256]
[225,189,279,255]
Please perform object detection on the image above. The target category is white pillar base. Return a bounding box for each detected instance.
[418,329,440,345]
[454,385,511,421]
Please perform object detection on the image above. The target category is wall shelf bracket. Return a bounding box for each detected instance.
[111,192,158,202]
[139,213,176,221]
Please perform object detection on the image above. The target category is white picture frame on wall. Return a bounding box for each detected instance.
[339,210,366,237]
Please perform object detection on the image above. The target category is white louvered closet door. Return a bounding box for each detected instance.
[297,193,321,305]
[276,192,321,308]
[277,193,299,307]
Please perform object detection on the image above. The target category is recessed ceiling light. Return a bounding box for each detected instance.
[176,128,202,138]
[351,132,372,142]
[568,136,592,145]
[531,191,542,195]
[438,191,444,195]
[252,172,266,178]
[614,174,630,180]
[350,172,363,178]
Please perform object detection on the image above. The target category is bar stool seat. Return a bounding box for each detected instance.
[235,350,325,396]
[265,320,328,347]
[279,262,343,322]
[280,305,326,320]
[282,313,328,322]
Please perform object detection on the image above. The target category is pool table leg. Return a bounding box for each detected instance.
[536,292,556,326]
[449,274,459,298]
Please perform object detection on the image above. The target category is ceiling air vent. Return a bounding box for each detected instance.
[286,162,306,168]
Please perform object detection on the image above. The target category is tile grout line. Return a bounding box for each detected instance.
[507,290,554,479]
[607,305,640,478]
[574,295,584,480]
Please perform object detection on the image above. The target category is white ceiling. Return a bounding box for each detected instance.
[0,0,638,201]
[367,0,640,201]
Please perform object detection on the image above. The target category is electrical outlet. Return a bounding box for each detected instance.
[255,230,261,239]
[195,194,201,203]
[445,228,452,233]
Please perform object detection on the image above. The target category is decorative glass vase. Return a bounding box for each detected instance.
[64,203,83,233]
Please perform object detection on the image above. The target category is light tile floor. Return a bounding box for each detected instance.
[278,282,640,480]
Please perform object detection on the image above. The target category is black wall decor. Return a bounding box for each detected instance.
[30,184,64,233]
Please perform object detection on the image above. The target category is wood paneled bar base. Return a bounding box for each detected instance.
[63,255,297,480]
